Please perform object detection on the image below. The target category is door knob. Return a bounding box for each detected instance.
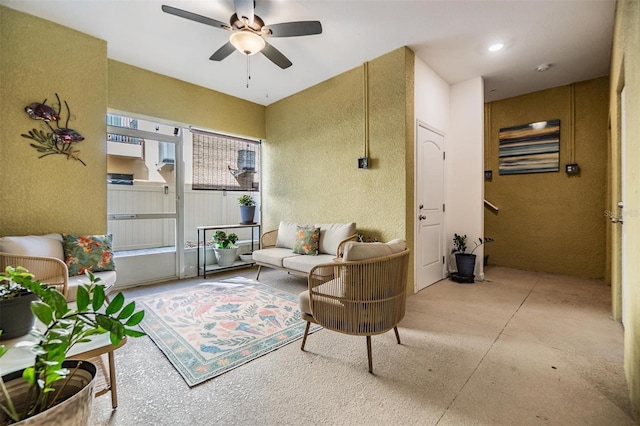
[419,215,426,221]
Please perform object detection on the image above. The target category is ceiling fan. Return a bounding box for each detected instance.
[161,0,322,69]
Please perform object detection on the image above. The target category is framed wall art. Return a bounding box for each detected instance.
[499,119,560,175]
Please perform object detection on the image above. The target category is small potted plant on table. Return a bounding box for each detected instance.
[0,272,39,341]
[211,231,239,268]
[238,195,256,224]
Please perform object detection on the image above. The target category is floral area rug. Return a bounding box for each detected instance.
[138,277,319,386]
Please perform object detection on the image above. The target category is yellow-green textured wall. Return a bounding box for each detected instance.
[265,47,415,288]
[0,6,108,236]
[108,61,265,139]
[609,0,640,418]
[484,78,609,278]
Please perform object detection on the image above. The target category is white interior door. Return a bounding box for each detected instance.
[415,122,445,292]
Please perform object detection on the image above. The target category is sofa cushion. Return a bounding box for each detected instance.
[253,247,299,268]
[292,226,320,255]
[66,271,117,302]
[283,253,336,274]
[0,233,64,260]
[62,234,116,277]
[275,221,300,249]
[316,222,356,256]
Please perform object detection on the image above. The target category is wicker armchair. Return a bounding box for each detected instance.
[0,252,68,298]
[299,247,410,373]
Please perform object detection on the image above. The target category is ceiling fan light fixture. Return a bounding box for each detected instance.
[230,30,265,55]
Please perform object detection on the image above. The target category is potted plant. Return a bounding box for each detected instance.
[451,234,493,279]
[211,231,239,268]
[0,266,145,425]
[237,194,256,224]
[239,251,253,262]
[0,274,39,341]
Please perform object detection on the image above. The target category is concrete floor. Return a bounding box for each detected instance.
[89,266,637,425]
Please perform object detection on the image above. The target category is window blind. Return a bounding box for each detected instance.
[192,129,260,191]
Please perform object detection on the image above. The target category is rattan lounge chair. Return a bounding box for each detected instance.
[299,246,410,373]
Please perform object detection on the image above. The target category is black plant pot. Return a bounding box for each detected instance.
[0,292,39,340]
[455,253,476,277]
[239,206,256,224]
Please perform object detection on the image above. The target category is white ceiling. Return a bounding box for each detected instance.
[1,0,616,106]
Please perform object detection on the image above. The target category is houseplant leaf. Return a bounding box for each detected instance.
[105,293,124,315]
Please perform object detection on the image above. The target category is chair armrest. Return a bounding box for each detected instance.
[336,234,358,258]
[260,229,278,249]
[308,263,339,290]
[307,234,359,287]
[0,252,69,298]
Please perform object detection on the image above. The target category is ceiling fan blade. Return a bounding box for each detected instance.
[161,5,229,30]
[234,0,254,25]
[261,42,292,69]
[264,21,322,37]
[209,42,236,61]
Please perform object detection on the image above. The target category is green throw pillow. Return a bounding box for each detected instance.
[292,226,320,255]
[62,234,115,276]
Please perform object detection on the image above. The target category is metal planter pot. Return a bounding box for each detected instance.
[239,206,256,224]
[1,360,96,426]
[455,253,477,277]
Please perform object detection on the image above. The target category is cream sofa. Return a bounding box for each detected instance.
[0,233,116,301]
[253,221,357,279]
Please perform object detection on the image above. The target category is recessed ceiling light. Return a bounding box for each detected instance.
[488,43,504,52]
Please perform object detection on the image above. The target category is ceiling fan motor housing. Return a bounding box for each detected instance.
[230,13,265,33]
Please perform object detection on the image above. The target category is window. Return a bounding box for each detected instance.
[192,129,260,191]
[106,114,140,144]
[159,142,175,165]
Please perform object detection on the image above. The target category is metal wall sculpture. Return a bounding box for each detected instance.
[21,94,86,166]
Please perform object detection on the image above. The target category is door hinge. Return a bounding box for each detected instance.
[443,203,445,212]
[442,256,445,264]
[443,152,446,160]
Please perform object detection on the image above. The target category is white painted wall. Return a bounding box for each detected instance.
[445,77,485,278]
[414,57,450,287]
[414,58,450,134]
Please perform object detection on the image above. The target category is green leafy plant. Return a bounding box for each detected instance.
[237,195,255,207]
[451,234,468,254]
[451,234,493,254]
[211,231,238,249]
[0,266,145,423]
